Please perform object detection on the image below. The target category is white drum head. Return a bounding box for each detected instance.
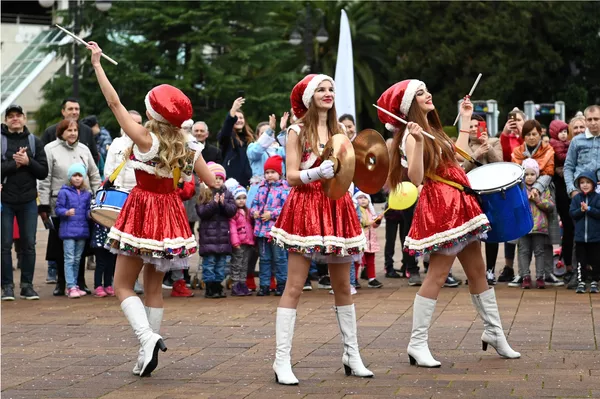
[467,162,524,193]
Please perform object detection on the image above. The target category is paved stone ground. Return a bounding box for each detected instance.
[2,218,600,399]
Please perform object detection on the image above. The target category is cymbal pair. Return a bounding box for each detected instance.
[321,129,390,200]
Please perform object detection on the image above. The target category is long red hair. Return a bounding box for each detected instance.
[388,101,455,189]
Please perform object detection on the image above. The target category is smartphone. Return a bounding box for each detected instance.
[477,121,487,139]
[237,90,245,99]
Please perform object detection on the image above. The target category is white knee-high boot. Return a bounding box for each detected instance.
[407,294,441,367]
[121,296,167,377]
[335,304,373,378]
[133,306,164,375]
[273,307,299,385]
[471,288,520,359]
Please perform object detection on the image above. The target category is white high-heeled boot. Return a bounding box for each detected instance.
[121,296,167,377]
[335,304,373,378]
[407,294,441,367]
[133,307,164,375]
[471,288,520,359]
[273,308,299,385]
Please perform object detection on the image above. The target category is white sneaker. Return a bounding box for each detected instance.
[507,275,522,287]
[544,274,565,287]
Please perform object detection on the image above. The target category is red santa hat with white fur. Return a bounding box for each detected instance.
[144,84,193,128]
[376,79,425,133]
[290,74,336,119]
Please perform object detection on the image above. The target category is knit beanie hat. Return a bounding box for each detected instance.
[232,185,247,199]
[522,158,540,178]
[224,178,247,199]
[207,162,226,180]
[264,155,283,176]
[67,163,87,181]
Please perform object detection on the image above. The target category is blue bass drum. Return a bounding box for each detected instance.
[467,162,533,243]
[90,188,129,228]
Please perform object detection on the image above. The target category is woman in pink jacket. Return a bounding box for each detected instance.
[226,180,255,296]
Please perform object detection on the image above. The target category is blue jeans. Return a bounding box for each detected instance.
[202,254,227,283]
[64,239,86,289]
[1,200,38,288]
[350,261,358,286]
[258,237,288,287]
[310,260,318,275]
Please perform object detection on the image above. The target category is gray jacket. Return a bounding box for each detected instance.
[39,139,101,215]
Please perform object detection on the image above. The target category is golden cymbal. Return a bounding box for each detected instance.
[352,129,390,194]
[321,134,356,200]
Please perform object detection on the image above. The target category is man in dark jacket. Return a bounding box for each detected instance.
[193,121,222,164]
[1,104,48,301]
[41,97,99,162]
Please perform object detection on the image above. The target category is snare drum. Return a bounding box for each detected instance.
[90,188,129,228]
[467,162,533,243]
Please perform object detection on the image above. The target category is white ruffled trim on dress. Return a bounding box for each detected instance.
[106,228,197,272]
[107,228,198,251]
[404,213,489,254]
[269,226,366,257]
[133,132,160,161]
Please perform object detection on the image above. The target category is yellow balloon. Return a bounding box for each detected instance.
[388,182,418,210]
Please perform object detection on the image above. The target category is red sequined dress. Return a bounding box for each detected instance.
[270,126,366,261]
[405,161,490,257]
[105,132,202,272]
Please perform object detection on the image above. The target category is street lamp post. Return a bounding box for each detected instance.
[39,0,112,98]
[289,4,329,73]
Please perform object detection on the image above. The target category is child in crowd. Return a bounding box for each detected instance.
[55,164,92,298]
[196,162,237,298]
[518,159,555,289]
[353,191,383,288]
[226,179,255,296]
[250,155,290,296]
[90,223,116,297]
[569,171,600,294]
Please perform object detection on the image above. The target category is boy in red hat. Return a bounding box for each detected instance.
[249,155,290,296]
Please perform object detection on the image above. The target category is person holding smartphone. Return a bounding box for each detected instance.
[499,108,526,162]
[463,115,503,173]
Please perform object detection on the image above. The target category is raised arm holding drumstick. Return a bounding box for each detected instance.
[378,79,520,369]
[86,41,215,378]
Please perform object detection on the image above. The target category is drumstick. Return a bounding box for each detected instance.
[55,24,118,65]
[453,73,482,126]
[372,104,436,140]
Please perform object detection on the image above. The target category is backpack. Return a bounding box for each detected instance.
[1,133,36,161]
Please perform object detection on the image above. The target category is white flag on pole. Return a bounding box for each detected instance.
[334,9,355,120]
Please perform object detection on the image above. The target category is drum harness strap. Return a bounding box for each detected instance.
[426,174,479,197]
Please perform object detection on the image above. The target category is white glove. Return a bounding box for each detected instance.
[300,160,335,184]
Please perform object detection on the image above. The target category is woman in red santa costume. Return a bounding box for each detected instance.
[87,42,215,377]
[378,80,520,368]
[269,74,372,385]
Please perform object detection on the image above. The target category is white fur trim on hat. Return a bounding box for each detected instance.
[385,123,399,133]
[144,91,168,124]
[400,80,425,116]
[302,74,335,108]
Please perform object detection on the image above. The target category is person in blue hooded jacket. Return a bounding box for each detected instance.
[55,163,92,298]
[569,170,600,294]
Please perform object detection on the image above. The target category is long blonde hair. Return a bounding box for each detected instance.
[388,101,455,189]
[297,104,344,156]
